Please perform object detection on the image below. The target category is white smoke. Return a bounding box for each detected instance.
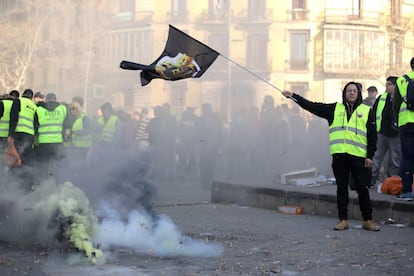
[95,203,223,258]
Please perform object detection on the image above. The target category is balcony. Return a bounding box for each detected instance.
[235,8,273,27]
[198,9,229,25]
[285,59,310,72]
[134,11,153,22]
[324,8,384,27]
[287,8,309,21]
[167,10,189,23]
[111,11,153,28]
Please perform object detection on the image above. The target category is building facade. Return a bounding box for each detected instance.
[2,0,414,118]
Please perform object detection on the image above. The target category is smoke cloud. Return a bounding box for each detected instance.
[0,148,223,263]
[95,204,223,257]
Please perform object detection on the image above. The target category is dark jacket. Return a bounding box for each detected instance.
[372,93,399,137]
[290,85,376,159]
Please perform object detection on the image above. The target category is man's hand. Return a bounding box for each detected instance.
[281,90,293,98]
[365,158,373,169]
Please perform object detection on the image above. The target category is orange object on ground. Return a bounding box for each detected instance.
[381,176,402,195]
[5,136,22,167]
[380,176,414,195]
[278,206,303,215]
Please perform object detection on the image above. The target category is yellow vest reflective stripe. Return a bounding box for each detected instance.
[329,103,370,158]
[15,97,36,135]
[37,105,67,143]
[71,113,92,148]
[375,93,387,132]
[0,100,12,137]
[396,72,414,127]
[99,115,118,142]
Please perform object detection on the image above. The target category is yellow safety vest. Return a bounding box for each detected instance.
[15,97,37,135]
[396,72,414,127]
[375,92,387,132]
[99,115,118,143]
[0,99,13,137]
[329,103,370,158]
[71,113,92,148]
[36,104,67,143]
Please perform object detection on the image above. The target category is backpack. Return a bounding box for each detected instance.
[402,74,414,111]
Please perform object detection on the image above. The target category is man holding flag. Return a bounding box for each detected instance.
[282,83,380,232]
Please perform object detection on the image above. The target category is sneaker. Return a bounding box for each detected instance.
[396,192,413,201]
[334,220,349,230]
[362,220,380,231]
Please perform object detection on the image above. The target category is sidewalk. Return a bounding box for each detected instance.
[210,180,414,227]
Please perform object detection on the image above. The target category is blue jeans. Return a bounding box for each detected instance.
[399,124,414,194]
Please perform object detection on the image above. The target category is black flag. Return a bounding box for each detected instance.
[120,25,220,86]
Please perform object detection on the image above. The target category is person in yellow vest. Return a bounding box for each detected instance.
[371,76,400,188]
[393,57,414,201]
[282,82,380,231]
[67,96,92,159]
[0,91,19,168]
[90,102,121,167]
[34,93,67,177]
[96,102,121,146]
[9,89,37,167]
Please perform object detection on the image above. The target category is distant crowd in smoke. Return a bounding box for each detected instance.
[0,89,229,261]
[0,88,332,261]
[1,90,333,211]
[127,94,332,188]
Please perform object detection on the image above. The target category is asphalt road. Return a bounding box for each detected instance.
[1,181,414,275]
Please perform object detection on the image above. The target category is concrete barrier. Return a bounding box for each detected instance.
[211,181,414,226]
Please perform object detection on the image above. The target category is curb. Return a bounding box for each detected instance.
[211,181,414,227]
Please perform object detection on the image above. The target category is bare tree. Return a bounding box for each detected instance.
[0,2,50,92]
[0,0,109,107]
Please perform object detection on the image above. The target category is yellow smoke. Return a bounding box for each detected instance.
[48,181,104,262]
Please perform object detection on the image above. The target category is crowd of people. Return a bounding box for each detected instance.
[0,88,332,192]
[3,57,414,232]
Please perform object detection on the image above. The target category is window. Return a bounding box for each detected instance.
[115,0,134,21]
[0,0,16,14]
[390,38,402,68]
[292,0,306,20]
[171,0,186,17]
[119,0,134,12]
[324,29,385,72]
[209,0,228,16]
[290,31,309,70]
[93,85,105,98]
[348,0,360,19]
[248,0,266,19]
[293,0,306,9]
[289,82,309,97]
[247,33,268,70]
[108,30,152,65]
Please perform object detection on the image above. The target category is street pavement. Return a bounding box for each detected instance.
[1,180,414,275]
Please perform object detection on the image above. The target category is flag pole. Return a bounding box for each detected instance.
[218,54,297,102]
